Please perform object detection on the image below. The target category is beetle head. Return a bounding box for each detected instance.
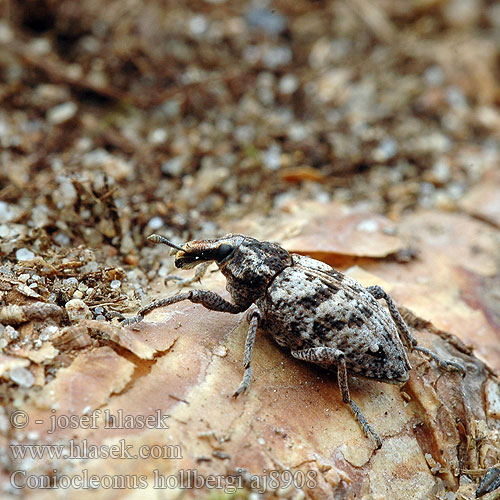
[149,233,292,305]
[173,234,245,270]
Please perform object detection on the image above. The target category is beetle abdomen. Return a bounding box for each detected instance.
[259,255,410,382]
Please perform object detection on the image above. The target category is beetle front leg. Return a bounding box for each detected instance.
[233,309,261,398]
[165,261,212,288]
[366,285,464,373]
[122,289,247,325]
[291,346,382,449]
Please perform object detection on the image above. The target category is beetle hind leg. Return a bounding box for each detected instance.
[291,347,382,449]
[366,285,464,374]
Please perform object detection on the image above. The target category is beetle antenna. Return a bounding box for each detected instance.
[148,234,184,252]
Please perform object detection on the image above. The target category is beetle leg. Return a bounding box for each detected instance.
[122,289,247,325]
[367,285,464,373]
[233,309,262,398]
[165,261,212,288]
[291,347,382,449]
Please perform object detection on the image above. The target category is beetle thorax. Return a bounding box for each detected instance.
[219,237,292,307]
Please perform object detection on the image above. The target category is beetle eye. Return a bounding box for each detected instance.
[216,244,234,262]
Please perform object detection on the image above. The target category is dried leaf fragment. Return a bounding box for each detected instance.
[35,346,135,413]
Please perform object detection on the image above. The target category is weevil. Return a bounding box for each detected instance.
[123,233,464,448]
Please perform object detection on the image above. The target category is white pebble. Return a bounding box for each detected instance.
[357,219,379,233]
[30,205,50,228]
[263,144,282,171]
[65,299,92,321]
[373,138,398,162]
[110,280,121,290]
[0,20,14,43]
[63,277,78,288]
[81,261,99,273]
[157,266,169,277]
[148,128,168,144]
[16,248,35,261]
[0,201,18,223]
[161,156,188,176]
[279,74,299,95]
[148,216,164,230]
[5,325,18,339]
[262,46,292,69]
[189,15,208,36]
[47,101,78,125]
[41,325,58,336]
[9,367,35,388]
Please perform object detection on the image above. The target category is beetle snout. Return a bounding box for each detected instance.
[174,248,201,269]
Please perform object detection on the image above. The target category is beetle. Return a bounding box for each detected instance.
[123,233,464,448]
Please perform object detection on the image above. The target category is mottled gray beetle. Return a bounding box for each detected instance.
[123,233,464,448]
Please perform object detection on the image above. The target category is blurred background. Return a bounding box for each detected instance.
[0,0,499,305]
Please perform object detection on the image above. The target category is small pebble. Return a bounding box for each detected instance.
[0,201,18,223]
[246,7,287,35]
[0,20,14,43]
[424,65,445,86]
[161,156,188,176]
[262,46,292,69]
[65,299,92,321]
[148,128,168,144]
[189,15,208,36]
[63,277,79,287]
[47,101,78,125]
[16,248,35,261]
[373,138,398,162]
[213,345,227,357]
[110,280,121,290]
[81,261,99,273]
[41,325,58,337]
[148,216,164,230]
[9,367,35,388]
[357,219,379,233]
[18,274,30,283]
[53,232,70,246]
[279,74,299,95]
[263,144,282,171]
[30,205,50,228]
[5,326,18,340]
